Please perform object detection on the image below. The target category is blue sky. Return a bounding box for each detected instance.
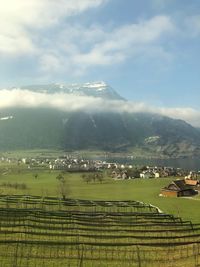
[0,0,200,122]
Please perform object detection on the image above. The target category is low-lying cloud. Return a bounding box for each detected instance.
[0,89,200,127]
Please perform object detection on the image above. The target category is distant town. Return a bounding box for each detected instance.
[1,154,200,181]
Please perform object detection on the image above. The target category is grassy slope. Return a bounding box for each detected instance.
[0,168,199,223]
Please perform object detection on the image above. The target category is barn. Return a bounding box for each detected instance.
[161,179,198,197]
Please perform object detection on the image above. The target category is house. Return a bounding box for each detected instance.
[121,172,127,180]
[185,171,199,180]
[184,178,199,187]
[111,171,121,179]
[140,171,155,179]
[154,172,160,178]
[161,179,198,197]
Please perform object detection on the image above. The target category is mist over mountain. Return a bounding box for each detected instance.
[0,82,200,158]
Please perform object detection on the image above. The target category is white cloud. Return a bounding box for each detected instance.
[39,15,174,76]
[0,89,104,111]
[0,0,107,27]
[0,0,107,55]
[0,0,199,80]
[0,0,176,76]
[158,107,200,127]
[39,53,64,73]
[0,28,36,56]
[85,16,174,64]
[74,16,174,67]
[0,88,200,127]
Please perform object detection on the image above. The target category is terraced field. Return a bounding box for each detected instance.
[0,195,200,266]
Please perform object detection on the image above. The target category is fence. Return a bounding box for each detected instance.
[0,195,199,267]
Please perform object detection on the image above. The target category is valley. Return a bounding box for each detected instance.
[0,83,200,266]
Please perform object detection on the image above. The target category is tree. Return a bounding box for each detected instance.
[126,168,140,178]
[81,174,92,184]
[56,174,70,200]
[96,173,104,183]
[56,173,64,182]
[34,173,38,179]
[81,172,105,183]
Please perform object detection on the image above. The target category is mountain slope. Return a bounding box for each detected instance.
[0,108,65,150]
[62,112,200,156]
[0,82,200,158]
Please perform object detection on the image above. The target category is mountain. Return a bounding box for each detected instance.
[0,82,200,158]
[19,81,124,101]
[62,111,200,157]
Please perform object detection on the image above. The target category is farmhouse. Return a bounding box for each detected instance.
[161,179,198,197]
[184,178,199,186]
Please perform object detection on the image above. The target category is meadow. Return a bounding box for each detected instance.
[0,164,199,223]
[0,163,200,266]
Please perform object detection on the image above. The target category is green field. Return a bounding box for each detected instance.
[0,166,199,223]
[0,149,63,159]
[0,165,200,266]
[0,194,200,267]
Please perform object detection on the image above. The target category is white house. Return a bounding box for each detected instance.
[140,171,154,179]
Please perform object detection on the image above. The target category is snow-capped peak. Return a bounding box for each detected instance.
[7,81,124,101]
[82,81,107,90]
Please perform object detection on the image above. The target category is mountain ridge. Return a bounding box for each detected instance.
[0,82,200,158]
[16,81,125,101]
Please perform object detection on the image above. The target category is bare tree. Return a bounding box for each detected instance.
[56,173,70,200]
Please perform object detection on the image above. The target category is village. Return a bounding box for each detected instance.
[1,154,200,178]
[0,154,200,198]
[0,154,199,175]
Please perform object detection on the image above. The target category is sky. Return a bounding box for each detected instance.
[0,0,200,126]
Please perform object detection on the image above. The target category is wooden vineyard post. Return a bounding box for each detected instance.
[12,241,19,267]
[136,245,142,267]
[78,244,84,267]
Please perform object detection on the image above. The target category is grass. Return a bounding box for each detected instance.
[0,195,199,267]
[0,149,63,158]
[0,165,200,266]
[0,166,199,223]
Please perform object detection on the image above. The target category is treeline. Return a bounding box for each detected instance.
[1,182,27,190]
[81,173,104,183]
